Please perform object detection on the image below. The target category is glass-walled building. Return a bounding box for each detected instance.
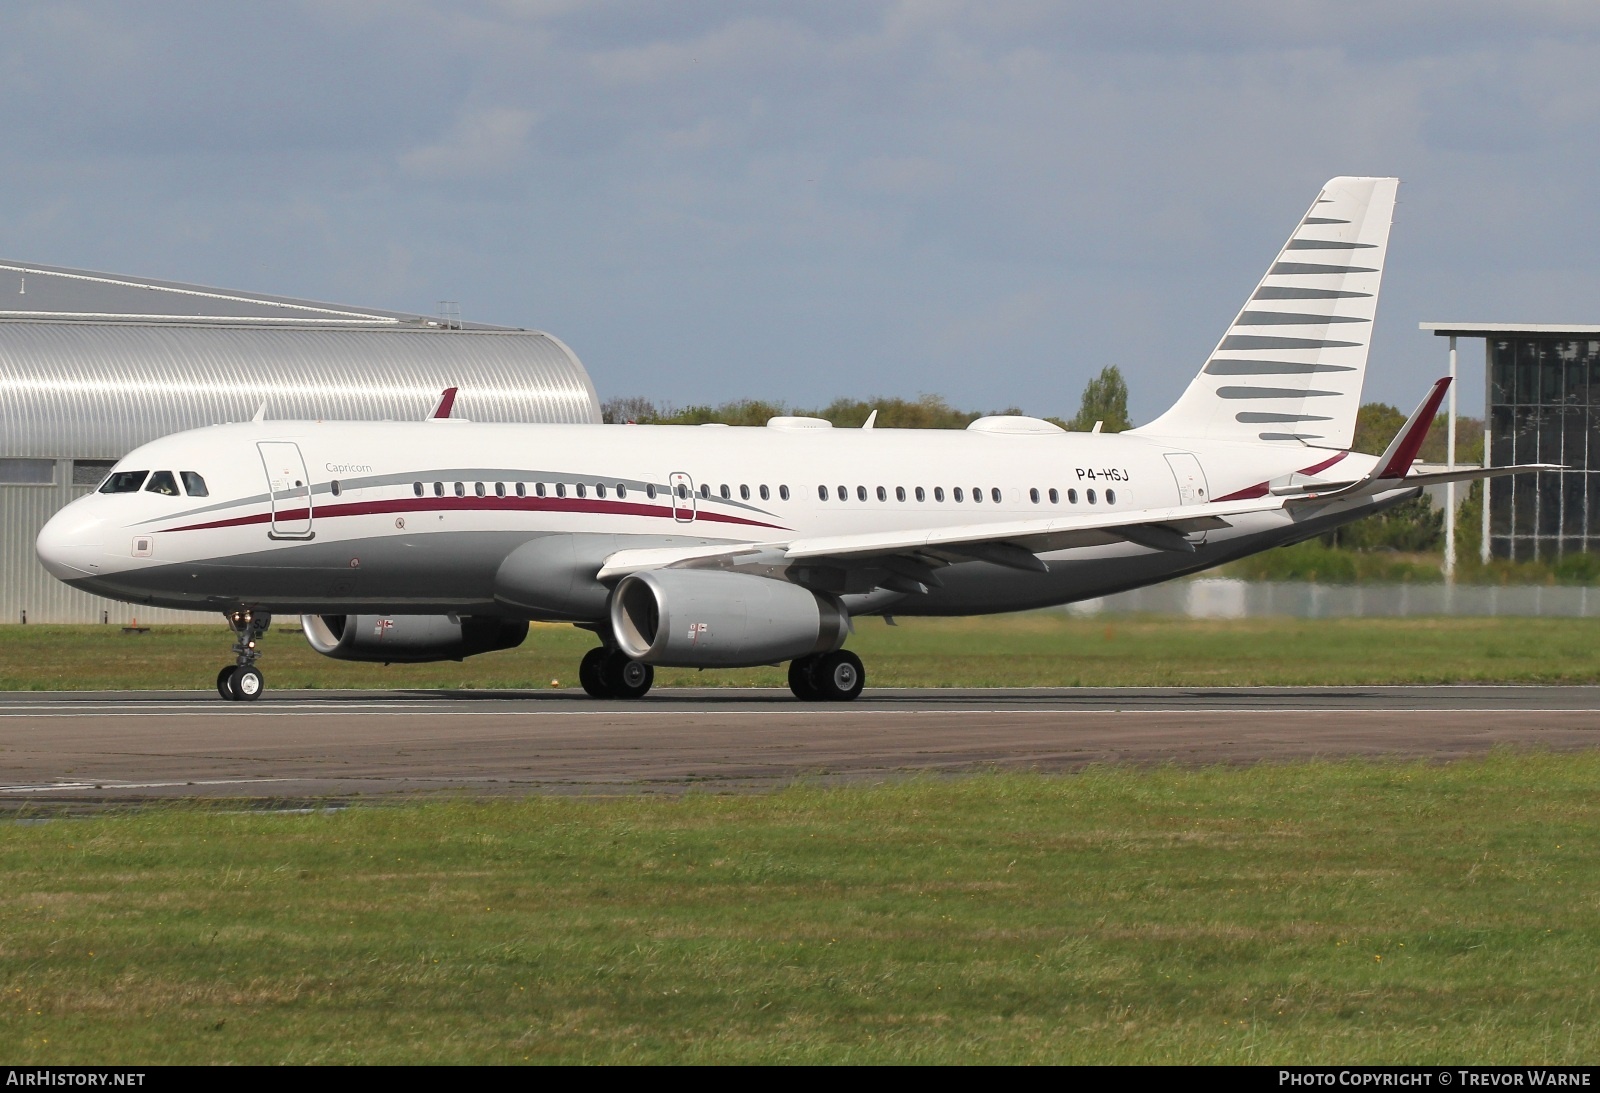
[1424,324,1600,561]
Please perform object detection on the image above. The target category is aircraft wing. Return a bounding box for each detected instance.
[782,495,1285,563]
[596,495,1289,584]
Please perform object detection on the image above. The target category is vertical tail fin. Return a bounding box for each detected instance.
[1132,176,1398,450]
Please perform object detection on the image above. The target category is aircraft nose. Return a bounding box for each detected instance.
[35,506,106,580]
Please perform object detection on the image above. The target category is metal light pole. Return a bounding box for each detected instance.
[1445,336,1458,581]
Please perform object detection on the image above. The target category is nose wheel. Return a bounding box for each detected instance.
[217,610,271,702]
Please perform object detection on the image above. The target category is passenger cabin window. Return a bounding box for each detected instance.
[818,485,829,501]
[1086,489,1097,504]
[516,483,526,497]
[934,487,944,502]
[700,484,710,499]
[953,487,964,502]
[474,482,486,497]
[836,485,847,501]
[144,471,181,497]
[617,484,628,499]
[536,483,547,497]
[1106,489,1117,504]
[991,488,1002,503]
[915,487,925,502]
[555,483,566,498]
[1049,488,1059,504]
[741,484,751,500]
[1029,488,1039,503]
[576,483,587,498]
[645,484,656,500]
[330,480,342,497]
[779,485,790,500]
[973,488,982,503]
[856,486,867,501]
[896,487,906,502]
[99,470,149,494]
[677,484,689,499]
[597,483,607,499]
[720,484,730,499]
[876,486,887,501]
[413,482,424,497]
[495,482,506,497]
[454,482,465,497]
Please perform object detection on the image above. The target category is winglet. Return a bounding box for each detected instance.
[428,387,459,420]
[1287,377,1453,505]
[1374,376,1450,479]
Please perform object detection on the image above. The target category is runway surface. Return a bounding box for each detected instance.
[1,686,1597,808]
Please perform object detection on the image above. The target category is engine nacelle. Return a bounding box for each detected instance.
[301,614,528,663]
[610,569,848,668]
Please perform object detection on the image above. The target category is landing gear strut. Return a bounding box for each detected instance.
[789,649,865,702]
[217,610,271,702]
[579,646,654,699]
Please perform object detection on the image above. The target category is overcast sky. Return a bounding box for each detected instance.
[3,1,1597,421]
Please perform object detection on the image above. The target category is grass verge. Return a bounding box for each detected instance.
[2,754,1597,1063]
[4,615,1600,690]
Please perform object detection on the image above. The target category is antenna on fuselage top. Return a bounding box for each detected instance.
[862,409,877,429]
[251,403,267,422]
[428,387,459,420]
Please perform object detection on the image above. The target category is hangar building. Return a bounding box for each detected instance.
[1,260,601,623]
[1424,324,1600,563]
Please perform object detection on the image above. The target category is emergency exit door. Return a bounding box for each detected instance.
[669,472,696,523]
[258,441,315,539]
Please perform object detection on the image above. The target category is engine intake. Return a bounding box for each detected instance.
[610,569,848,668]
[301,614,528,663]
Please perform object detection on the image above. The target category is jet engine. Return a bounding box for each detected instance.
[610,569,848,668]
[301,614,528,663]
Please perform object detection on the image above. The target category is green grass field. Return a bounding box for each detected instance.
[2,754,1597,1064]
[4,614,1600,690]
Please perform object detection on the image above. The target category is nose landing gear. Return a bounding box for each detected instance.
[217,610,271,702]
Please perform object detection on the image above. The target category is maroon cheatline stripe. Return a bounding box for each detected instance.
[1298,450,1348,477]
[1212,449,1350,503]
[160,496,789,534]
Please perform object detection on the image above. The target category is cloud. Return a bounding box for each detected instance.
[400,107,542,180]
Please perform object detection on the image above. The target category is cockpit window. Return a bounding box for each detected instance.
[145,471,181,496]
[180,471,209,497]
[98,470,149,494]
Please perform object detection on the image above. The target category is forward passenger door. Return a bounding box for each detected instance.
[258,441,315,539]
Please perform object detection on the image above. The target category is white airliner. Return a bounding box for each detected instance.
[34,177,1547,702]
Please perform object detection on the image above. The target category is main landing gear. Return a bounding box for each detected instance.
[217,610,271,702]
[579,646,654,699]
[788,649,865,702]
